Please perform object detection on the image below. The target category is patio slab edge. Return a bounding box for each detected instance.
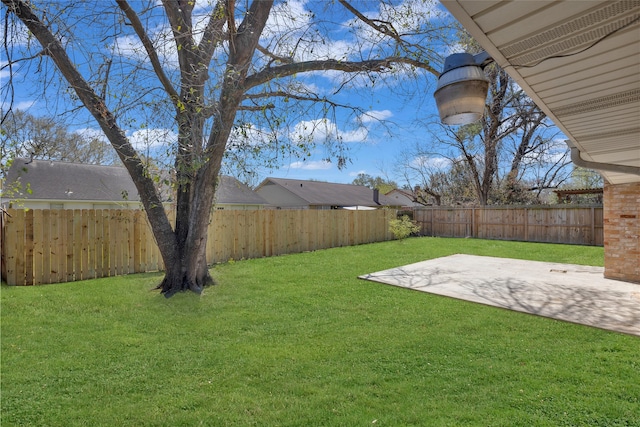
[359,254,640,336]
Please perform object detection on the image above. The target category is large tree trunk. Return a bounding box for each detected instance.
[151,0,273,296]
[157,228,214,298]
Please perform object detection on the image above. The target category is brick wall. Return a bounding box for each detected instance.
[603,181,640,283]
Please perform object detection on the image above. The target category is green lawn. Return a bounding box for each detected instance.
[2,237,638,426]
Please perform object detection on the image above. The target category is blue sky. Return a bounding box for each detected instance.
[0,0,517,187]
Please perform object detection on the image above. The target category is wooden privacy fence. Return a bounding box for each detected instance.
[413,205,603,246]
[1,208,395,286]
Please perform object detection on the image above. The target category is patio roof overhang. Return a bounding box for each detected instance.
[441,0,640,184]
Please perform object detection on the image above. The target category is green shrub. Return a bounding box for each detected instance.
[388,215,420,239]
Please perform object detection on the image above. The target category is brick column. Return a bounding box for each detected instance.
[603,181,640,283]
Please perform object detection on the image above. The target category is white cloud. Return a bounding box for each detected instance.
[261,0,352,63]
[113,30,181,69]
[349,169,368,177]
[524,144,569,165]
[14,100,36,110]
[74,127,108,141]
[410,155,450,170]
[346,0,442,52]
[227,123,277,149]
[0,60,10,81]
[290,118,368,144]
[339,127,369,143]
[128,128,177,149]
[1,99,36,112]
[289,160,332,170]
[72,127,177,151]
[113,8,216,69]
[360,110,393,124]
[193,0,218,12]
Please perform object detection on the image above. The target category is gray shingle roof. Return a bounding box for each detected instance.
[4,158,140,202]
[256,177,397,207]
[215,175,268,205]
[3,158,266,205]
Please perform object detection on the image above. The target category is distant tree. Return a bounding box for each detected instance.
[1,110,118,172]
[437,65,570,205]
[567,167,604,189]
[398,30,572,206]
[397,153,474,206]
[2,0,446,296]
[352,173,397,194]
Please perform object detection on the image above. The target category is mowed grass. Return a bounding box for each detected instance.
[2,237,639,426]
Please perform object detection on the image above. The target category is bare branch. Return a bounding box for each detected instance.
[338,0,401,42]
[196,1,227,81]
[244,56,438,90]
[238,104,274,111]
[256,43,293,65]
[243,91,320,102]
[338,0,442,62]
[161,0,196,76]
[242,90,372,115]
[115,0,179,101]
[226,0,236,53]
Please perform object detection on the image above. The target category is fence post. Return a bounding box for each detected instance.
[591,206,595,246]
[430,208,434,237]
[471,207,475,238]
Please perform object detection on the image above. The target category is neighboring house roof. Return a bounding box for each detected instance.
[3,158,140,203]
[255,177,398,208]
[2,158,265,206]
[215,175,268,206]
[385,189,423,207]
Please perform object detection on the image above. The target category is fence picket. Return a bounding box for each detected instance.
[7,210,23,285]
[66,210,75,282]
[33,210,44,285]
[24,210,34,286]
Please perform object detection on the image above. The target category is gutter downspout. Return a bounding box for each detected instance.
[567,140,640,176]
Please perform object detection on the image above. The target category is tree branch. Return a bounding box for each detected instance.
[161,0,196,77]
[244,56,438,90]
[338,0,441,64]
[196,1,228,82]
[243,90,320,102]
[256,43,293,65]
[116,0,179,101]
[228,0,273,66]
[238,104,274,111]
[242,90,373,116]
[338,0,400,42]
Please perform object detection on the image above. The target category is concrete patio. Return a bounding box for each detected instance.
[359,254,640,336]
